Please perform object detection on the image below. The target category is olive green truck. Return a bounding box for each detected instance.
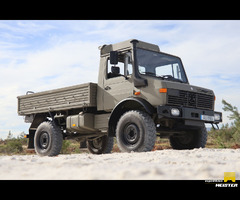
[17,39,222,156]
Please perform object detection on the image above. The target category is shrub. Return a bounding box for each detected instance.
[208,99,240,148]
[6,140,23,154]
[61,140,71,154]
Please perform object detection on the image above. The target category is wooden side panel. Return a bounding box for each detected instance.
[18,82,97,115]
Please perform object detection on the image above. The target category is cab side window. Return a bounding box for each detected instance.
[107,52,132,79]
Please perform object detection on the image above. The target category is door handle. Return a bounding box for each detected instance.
[104,86,111,90]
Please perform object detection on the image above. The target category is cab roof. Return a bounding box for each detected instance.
[99,39,160,56]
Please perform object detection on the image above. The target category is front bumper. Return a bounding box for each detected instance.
[157,105,222,124]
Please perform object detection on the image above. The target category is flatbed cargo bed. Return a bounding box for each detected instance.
[17,82,97,116]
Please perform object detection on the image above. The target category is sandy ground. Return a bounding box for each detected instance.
[0,148,239,180]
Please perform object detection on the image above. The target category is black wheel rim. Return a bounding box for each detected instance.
[123,123,140,145]
[177,134,193,145]
[39,132,49,149]
[92,138,103,149]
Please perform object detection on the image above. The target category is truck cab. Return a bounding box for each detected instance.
[98,39,221,135]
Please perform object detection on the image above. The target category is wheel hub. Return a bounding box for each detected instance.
[123,124,140,145]
[92,138,102,149]
[39,132,49,149]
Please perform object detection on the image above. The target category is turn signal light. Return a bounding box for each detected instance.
[134,91,141,95]
[159,88,167,93]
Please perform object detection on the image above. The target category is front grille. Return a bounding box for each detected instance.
[167,90,214,110]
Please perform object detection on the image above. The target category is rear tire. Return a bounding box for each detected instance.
[87,135,114,154]
[116,110,156,152]
[169,126,207,150]
[34,121,63,156]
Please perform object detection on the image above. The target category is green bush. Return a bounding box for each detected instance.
[0,131,27,155]
[61,140,71,154]
[6,140,23,154]
[208,99,240,148]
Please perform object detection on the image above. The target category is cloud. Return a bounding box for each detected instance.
[0,24,101,138]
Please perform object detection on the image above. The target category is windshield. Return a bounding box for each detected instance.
[136,48,188,83]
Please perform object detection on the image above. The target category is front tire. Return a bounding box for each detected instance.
[169,126,207,150]
[34,121,63,156]
[116,110,156,152]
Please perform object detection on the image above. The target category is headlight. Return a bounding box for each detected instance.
[214,113,221,121]
[171,108,180,116]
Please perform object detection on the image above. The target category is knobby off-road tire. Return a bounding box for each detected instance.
[34,121,63,157]
[116,110,156,152]
[169,126,207,150]
[87,135,114,154]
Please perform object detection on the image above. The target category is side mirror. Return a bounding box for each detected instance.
[110,51,118,65]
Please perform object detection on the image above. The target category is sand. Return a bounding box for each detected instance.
[0,148,239,180]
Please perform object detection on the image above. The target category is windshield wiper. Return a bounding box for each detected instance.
[141,72,184,83]
[142,72,156,76]
[142,72,164,79]
[162,75,184,83]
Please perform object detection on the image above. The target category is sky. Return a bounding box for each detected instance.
[0,20,240,139]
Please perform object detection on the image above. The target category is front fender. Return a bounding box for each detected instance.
[108,97,155,136]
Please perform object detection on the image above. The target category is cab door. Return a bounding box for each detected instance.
[103,52,134,111]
